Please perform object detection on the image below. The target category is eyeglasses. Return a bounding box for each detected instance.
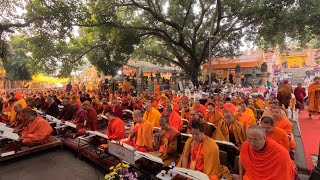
[247,138,264,143]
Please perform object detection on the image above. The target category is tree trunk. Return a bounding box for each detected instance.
[183,62,201,87]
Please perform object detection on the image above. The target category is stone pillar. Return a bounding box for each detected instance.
[170,70,178,91]
[235,64,241,86]
[261,62,268,87]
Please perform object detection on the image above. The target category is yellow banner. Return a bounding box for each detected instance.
[32,74,69,83]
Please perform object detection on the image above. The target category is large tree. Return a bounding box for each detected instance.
[1,0,320,82]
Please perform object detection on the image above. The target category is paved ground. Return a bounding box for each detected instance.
[0,149,105,180]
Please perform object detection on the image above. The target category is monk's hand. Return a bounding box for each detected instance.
[19,136,25,141]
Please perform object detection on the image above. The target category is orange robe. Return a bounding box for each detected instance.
[151,100,159,110]
[240,139,296,180]
[158,127,180,166]
[255,99,264,110]
[11,111,28,132]
[143,107,161,127]
[266,127,290,151]
[204,111,223,126]
[128,120,154,151]
[275,116,296,150]
[10,98,27,123]
[21,116,53,145]
[243,108,255,120]
[213,120,246,148]
[106,117,126,140]
[177,136,231,180]
[168,111,183,131]
[181,108,191,121]
[223,103,236,114]
[235,113,256,129]
[308,81,320,112]
[193,104,207,117]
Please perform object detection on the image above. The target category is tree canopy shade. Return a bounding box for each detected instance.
[1,0,320,82]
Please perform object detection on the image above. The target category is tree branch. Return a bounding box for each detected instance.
[0,16,44,31]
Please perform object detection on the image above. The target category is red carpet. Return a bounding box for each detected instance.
[298,111,320,171]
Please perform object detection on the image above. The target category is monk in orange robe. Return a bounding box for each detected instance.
[234,108,256,129]
[20,107,53,146]
[152,116,180,166]
[260,117,289,150]
[216,101,225,115]
[262,100,287,118]
[180,102,191,121]
[254,95,265,110]
[105,110,126,140]
[127,110,153,152]
[143,101,161,127]
[164,106,182,131]
[239,126,296,180]
[271,107,296,150]
[204,103,223,126]
[187,110,211,137]
[101,98,112,115]
[193,99,207,117]
[223,97,236,114]
[308,76,320,118]
[213,110,246,148]
[9,93,27,124]
[239,102,256,120]
[177,121,231,180]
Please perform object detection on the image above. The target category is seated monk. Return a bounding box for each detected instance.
[239,102,255,120]
[69,103,86,127]
[177,121,231,180]
[262,100,287,119]
[216,101,225,115]
[271,106,296,150]
[9,93,27,124]
[213,110,246,148]
[143,101,161,127]
[126,110,153,152]
[204,103,223,126]
[19,107,53,146]
[100,110,126,149]
[260,117,289,151]
[180,101,191,121]
[234,108,256,129]
[58,98,74,121]
[111,100,124,119]
[254,95,265,110]
[152,116,180,166]
[187,110,211,137]
[10,104,29,133]
[223,97,236,114]
[239,125,296,180]
[101,98,112,115]
[247,98,257,118]
[92,99,103,114]
[193,99,207,117]
[77,101,98,135]
[163,106,182,131]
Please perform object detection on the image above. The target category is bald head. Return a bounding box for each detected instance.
[14,104,23,112]
[190,109,200,121]
[247,125,266,151]
[132,109,143,123]
[223,110,234,124]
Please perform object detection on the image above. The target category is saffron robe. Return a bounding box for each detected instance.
[240,139,296,180]
[223,103,236,114]
[187,119,212,137]
[85,107,98,131]
[234,113,256,129]
[10,98,27,123]
[213,120,246,148]
[193,104,207,117]
[308,82,320,112]
[143,107,161,127]
[106,117,126,140]
[158,127,180,166]
[168,111,183,131]
[177,136,231,180]
[266,127,290,151]
[127,120,154,151]
[204,111,223,126]
[21,116,53,145]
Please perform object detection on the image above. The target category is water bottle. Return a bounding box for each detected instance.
[171,161,176,168]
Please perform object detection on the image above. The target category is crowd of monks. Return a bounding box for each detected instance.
[1,78,320,180]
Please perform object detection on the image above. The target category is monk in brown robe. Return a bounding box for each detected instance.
[163,106,182,131]
[260,117,289,151]
[20,107,53,146]
[277,80,292,109]
[187,110,211,137]
[127,110,153,152]
[177,121,231,180]
[213,110,246,149]
[239,125,296,180]
[308,76,320,118]
[58,98,74,121]
[82,101,98,131]
[204,103,223,126]
[153,116,180,166]
[101,98,112,115]
[10,104,29,133]
[180,101,191,121]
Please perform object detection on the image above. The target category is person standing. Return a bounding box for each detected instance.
[293,83,306,112]
[308,77,320,119]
